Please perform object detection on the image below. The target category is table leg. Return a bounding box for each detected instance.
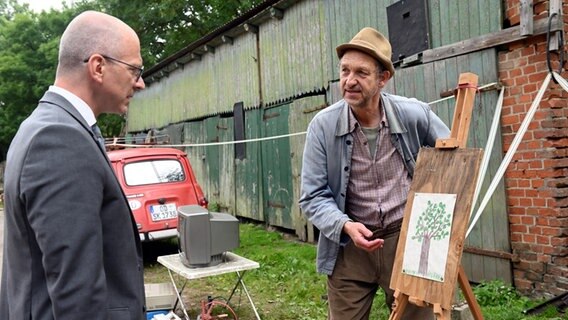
[227,271,246,303]
[167,268,191,320]
[236,271,261,320]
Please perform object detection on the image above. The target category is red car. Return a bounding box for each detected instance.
[107,147,208,242]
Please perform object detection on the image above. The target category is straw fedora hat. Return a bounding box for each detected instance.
[336,27,395,77]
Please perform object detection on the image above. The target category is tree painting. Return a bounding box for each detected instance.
[402,193,456,282]
[412,200,452,275]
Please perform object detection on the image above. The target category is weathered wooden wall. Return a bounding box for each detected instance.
[125,0,511,285]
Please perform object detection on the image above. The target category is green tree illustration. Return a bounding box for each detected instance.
[411,200,452,276]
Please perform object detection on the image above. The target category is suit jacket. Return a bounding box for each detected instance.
[0,92,146,319]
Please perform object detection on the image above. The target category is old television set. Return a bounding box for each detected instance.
[177,205,240,268]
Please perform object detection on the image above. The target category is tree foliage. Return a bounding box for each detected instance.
[411,200,451,242]
[0,1,73,158]
[94,0,262,66]
[0,0,262,159]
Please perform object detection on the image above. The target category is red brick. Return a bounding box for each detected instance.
[548,99,568,109]
[528,53,547,65]
[529,225,542,234]
[523,83,538,94]
[532,198,546,207]
[526,189,539,197]
[529,160,543,169]
[515,56,529,68]
[523,65,537,75]
[502,114,520,125]
[521,215,535,224]
[511,224,528,233]
[527,207,539,215]
[500,60,515,70]
[534,1,548,15]
[518,179,531,187]
[513,103,529,114]
[515,75,529,86]
[509,68,522,78]
[518,94,534,103]
[533,129,552,139]
[508,86,522,95]
[542,227,562,236]
[509,215,522,224]
[531,179,544,188]
[506,179,518,188]
[536,235,550,244]
[523,234,536,243]
[536,217,549,226]
[503,96,517,106]
[527,122,540,131]
[552,237,568,246]
[509,206,525,215]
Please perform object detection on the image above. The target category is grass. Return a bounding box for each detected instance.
[143,223,568,320]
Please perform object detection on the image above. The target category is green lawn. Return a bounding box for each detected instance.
[143,223,568,320]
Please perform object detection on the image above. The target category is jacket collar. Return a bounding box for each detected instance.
[335,92,407,136]
[39,91,92,135]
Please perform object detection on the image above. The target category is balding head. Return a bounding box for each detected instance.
[56,11,138,78]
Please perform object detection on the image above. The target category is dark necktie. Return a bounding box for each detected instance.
[91,124,106,150]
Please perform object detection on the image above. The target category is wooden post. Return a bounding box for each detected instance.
[436,73,478,149]
[520,0,534,36]
[458,267,484,319]
[549,0,563,52]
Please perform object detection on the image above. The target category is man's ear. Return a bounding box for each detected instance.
[85,55,105,83]
[379,71,391,88]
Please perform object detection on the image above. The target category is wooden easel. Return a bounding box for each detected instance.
[389,73,484,320]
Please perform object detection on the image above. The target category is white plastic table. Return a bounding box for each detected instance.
[157,252,261,320]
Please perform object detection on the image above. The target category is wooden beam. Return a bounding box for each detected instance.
[458,267,484,320]
[549,0,563,51]
[436,73,479,149]
[221,35,233,45]
[270,7,284,20]
[421,18,561,64]
[244,23,259,34]
[203,44,215,54]
[520,0,534,36]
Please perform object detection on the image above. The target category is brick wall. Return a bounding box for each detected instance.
[500,0,568,297]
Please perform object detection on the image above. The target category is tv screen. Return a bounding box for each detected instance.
[177,205,239,268]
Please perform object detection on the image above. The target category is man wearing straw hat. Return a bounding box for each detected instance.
[300,27,449,319]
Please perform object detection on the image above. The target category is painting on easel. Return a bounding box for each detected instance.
[402,192,457,282]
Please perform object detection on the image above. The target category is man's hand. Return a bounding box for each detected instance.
[343,221,385,252]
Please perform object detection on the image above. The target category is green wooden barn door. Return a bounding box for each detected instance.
[204,117,221,206]
[235,109,264,221]
[261,104,293,229]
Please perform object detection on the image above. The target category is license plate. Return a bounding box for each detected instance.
[149,203,177,221]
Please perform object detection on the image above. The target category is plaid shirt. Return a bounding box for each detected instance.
[345,107,411,229]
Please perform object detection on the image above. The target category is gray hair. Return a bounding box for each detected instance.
[57,11,129,76]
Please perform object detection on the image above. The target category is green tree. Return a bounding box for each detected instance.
[411,200,452,276]
[0,2,73,158]
[92,0,262,66]
[0,0,262,159]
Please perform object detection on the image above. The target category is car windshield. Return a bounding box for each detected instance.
[124,159,186,186]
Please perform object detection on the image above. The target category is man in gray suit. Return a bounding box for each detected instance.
[1,11,146,319]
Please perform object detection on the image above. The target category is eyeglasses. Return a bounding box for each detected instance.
[83,54,144,82]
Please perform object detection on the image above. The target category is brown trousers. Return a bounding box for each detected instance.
[327,229,435,320]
